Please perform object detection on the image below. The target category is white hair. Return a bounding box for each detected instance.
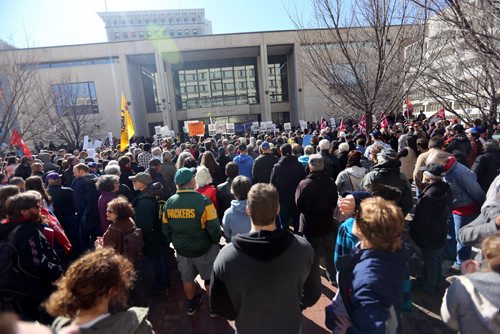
[319,139,331,151]
[339,142,350,152]
[104,165,121,176]
[195,165,212,188]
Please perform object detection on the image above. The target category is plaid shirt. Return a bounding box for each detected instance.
[137,151,153,169]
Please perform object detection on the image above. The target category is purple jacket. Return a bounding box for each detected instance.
[98,191,118,233]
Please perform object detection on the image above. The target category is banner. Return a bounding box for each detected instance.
[299,120,307,131]
[188,121,205,136]
[120,93,135,152]
[284,123,291,131]
[9,129,31,158]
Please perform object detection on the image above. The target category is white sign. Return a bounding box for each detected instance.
[161,126,170,138]
[215,121,226,134]
[154,126,162,135]
[267,122,274,130]
[93,140,102,149]
[284,123,291,131]
[108,132,113,146]
[226,123,235,134]
[83,136,91,150]
[252,122,259,128]
[330,118,336,128]
[87,149,97,162]
[208,124,216,136]
[299,120,307,130]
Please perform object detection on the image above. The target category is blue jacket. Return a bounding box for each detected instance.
[444,161,485,210]
[337,248,409,334]
[223,199,251,240]
[334,218,359,271]
[233,154,253,180]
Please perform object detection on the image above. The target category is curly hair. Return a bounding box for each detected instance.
[44,248,136,318]
[355,197,404,253]
[107,196,135,221]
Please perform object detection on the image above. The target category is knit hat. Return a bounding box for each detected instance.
[377,148,397,164]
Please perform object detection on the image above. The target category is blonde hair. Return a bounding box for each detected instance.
[355,197,404,252]
[195,165,212,188]
[482,233,500,273]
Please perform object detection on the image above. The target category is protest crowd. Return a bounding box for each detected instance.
[0,110,500,334]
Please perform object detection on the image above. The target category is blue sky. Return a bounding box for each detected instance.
[0,0,314,48]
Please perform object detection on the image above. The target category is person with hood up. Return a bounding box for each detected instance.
[210,183,321,334]
[471,139,500,192]
[270,143,306,231]
[233,143,253,180]
[410,164,452,294]
[222,175,252,240]
[441,232,500,334]
[130,172,169,295]
[446,123,471,167]
[359,148,413,215]
[335,151,366,195]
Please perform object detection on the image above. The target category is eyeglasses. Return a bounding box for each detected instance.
[106,209,114,213]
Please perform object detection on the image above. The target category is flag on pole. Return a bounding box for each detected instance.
[10,129,32,158]
[380,112,388,129]
[120,93,135,152]
[339,118,346,132]
[404,96,414,118]
[358,115,366,134]
[320,116,326,129]
[428,108,446,124]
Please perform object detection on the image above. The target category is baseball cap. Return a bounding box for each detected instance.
[87,162,97,168]
[46,172,62,181]
[129,172,152,185]
[419,163,446,177]
[261,141,270,150]
[371,130,382,139]
[174,167,197,185]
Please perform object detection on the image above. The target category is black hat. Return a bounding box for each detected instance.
[420,163,445,177]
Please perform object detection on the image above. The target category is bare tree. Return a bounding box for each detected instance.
[411,0,499,125]
[45,76,103,150]
[295,0,428,133]
[0,46,54,144]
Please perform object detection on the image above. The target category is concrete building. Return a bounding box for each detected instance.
[98,9,212,42]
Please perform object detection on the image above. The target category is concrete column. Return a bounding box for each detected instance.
[164,62,179,132]
[154,50,170,129]
[257,43,271,121]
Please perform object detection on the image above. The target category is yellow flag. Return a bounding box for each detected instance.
[120,93,135,151]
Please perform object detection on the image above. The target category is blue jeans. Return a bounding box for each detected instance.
[143,254,169,293]
[452,213,477,267]
[421,248,443,292]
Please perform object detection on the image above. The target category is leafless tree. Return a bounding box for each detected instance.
[0,46,54,144]
[294,0,428,133]
[411,0,499,125]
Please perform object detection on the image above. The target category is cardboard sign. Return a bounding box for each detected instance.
[208,124,216,136]
[299,120,307,130]
[330,118,336,128]
[284,123,291,131]
[215,121,226,134]
[108,132,113,146]
[93,140,102,149]
[83,136,91,150]
[161,126,170,138]
[226,123,235,134]
[188,121,205,136]
[154,126,162,135]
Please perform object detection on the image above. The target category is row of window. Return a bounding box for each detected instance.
[52,82,99,115]
[29,57,118,69]
[114,28,199,40]
[108,16,200,27]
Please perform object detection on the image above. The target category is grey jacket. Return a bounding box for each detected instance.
[52,307,153,334]
[460,174,500,246]
[441,272,500,334]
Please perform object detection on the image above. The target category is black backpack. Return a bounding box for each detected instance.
[0,224,39,299]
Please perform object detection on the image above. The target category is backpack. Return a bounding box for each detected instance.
[0,224,39,299]
[110,225,144,266]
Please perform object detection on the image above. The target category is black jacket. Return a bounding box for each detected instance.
[47,185,75,219]
[410,180,452,249]
[295,171,338,238]
[252,153,279,184]
[270,156,306,208]
[14,163,31,180]
[320,150,341,180]
[210,229,321,334]
[216,178,235,220]
[447,134,471,166]
[471,149,500,192]
[72,174,100,230]
[216,154,232,181]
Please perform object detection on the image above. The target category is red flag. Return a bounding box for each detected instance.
[380,112,388,129]
[339,118,346,132]
[358,115,366,134]
[428,108,446,124]
[10,129,32,158]
[320,117,326,129]
[404,96,414,118]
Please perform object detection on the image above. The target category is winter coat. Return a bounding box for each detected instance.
[337,248,409,334]
[444,160,485,212]
[471,149,500,192]
[52,307,154,334]
[233,154,254,180]
[216,178,235,220]
[270,155,306,208]
[252,153,279,184]
[335,166,366,195]
[72,174,100,232]
[14,163,31,180]
[441,272,500,334]
[223,199,251,240]
[160,161,177,197]
[132,183,166,257]
[295,171,338,238]
[98,191,118,234]
[410,180,452,249]
[359,159,413,215]
[197,184,218,211]
[447,133,471,167]
[320,149,341,180]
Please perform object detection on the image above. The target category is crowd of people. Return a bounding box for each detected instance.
[0,115,499,334]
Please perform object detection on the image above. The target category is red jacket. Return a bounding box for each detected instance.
[197,185,218,211]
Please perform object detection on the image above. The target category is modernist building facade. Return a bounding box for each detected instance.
[1,30,336,139]
[98,9,213,42]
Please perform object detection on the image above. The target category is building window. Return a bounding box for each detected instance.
[138,19,142,25]
[170,31,175,37]
[176,18,180,23]
[131,31,136,38]
[193,29,198,35]
[267,56,289,103]
[184,29,190,35]
[146,31,151,37]
[123,32,128,39]
[52,81,99,115]
[177,30,182,36]
[139,31,144,38]
[114,32,120,40]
